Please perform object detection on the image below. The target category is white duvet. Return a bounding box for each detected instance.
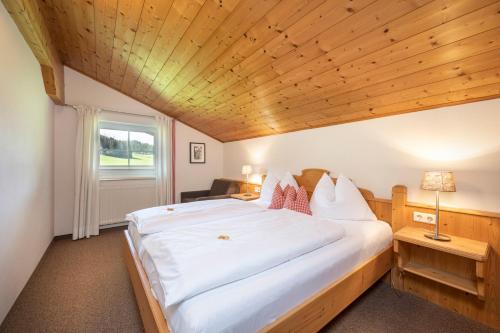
[126,199,265,235]
[142,209,345,308]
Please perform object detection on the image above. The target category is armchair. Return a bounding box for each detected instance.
[181,179,241,203]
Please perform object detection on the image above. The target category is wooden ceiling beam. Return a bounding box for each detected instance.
[2,0,64,104]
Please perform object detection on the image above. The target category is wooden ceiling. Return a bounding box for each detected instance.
[4,0,500,142]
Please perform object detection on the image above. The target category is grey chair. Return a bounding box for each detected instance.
[180,179,241,203]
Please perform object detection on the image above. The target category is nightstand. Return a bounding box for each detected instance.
[230,193,260,201]
[394,226,490,300]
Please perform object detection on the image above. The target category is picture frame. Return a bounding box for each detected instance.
[189,142,206,164]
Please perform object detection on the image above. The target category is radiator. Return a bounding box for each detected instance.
[99,179,156,225]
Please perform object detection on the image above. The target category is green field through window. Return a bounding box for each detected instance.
[99,127,155,168]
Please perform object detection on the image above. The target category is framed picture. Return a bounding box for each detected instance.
[189,142,206,164]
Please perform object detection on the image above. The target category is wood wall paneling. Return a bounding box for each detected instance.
[6,0,500,140]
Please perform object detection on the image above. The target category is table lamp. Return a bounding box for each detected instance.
[241,165,253,195]
[420,171,456,241]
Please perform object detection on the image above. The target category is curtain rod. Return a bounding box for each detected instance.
[63,103,157,119]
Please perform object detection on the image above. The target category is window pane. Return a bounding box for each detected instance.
[129,131,154,167]
[99,129,129,166]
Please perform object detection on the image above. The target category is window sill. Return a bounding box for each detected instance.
[100,176,156,181]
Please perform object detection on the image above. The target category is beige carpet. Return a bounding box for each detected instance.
[1,227,497,333]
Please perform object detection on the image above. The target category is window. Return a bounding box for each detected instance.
[99,121,156,178]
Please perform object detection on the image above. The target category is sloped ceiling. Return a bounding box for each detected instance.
[7,0,500,141]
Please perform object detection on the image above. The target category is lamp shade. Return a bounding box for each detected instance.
[421,171,456,192]
[241,165,252,175]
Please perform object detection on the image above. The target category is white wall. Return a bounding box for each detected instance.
[54,67,223,235]
[224,99,500,213]
[0,5,54,323]
[175,122,224,202]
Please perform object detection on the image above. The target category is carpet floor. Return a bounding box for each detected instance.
[1,228,497,333]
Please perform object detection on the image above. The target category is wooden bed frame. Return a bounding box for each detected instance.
[123,169,394,333]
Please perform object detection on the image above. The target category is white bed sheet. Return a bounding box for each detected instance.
[129,218,392,333]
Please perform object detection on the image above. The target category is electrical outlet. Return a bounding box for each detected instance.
[413,211,436,224]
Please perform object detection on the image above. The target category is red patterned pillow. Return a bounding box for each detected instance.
[283,186,297,210]
[293,186,312,215]
[282,185,291,198]
[268,183,285,209]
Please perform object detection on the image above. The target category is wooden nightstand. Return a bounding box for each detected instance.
[394,226,490,300]
[230,193,260,201]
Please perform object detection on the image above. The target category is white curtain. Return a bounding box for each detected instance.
[73,105,101,240]
[155,115,174,205]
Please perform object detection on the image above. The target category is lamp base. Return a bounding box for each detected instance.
[424,232,451,242]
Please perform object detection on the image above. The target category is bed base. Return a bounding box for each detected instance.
[123,230,392,333]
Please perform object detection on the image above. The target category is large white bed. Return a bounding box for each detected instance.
[127,199,392,333]
[123,169,394,333]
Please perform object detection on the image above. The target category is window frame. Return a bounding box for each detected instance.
[98,121,156,180]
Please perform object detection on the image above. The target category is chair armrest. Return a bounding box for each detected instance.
[194,194,232,201]
[181,190,210,203]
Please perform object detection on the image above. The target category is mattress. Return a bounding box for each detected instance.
[128,216,392,333]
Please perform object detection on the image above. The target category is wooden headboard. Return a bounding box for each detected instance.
[262,169,391,223]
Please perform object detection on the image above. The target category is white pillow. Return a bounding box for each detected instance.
[260,172,280,206]
[310,173,335,213]
[280,171,299,190]
[312,174,376,221]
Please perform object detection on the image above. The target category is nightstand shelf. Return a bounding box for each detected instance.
[394,226,490,300]
[401,262,478,296]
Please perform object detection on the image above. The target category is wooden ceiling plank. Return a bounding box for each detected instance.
[191,0,431,112]
[44,0,83,71]
[151,0,282,113]
[37,0,69,64]
[183,0,377,110]
[199,0,498,117]
[24,0,500,141]
[191,0,500,122]
[109,0,145,89]
[2,0,64,104]
[190,47,500,126]
[94,0,118,83]
[198,25,500,129]
[219,83,500,142]
[141,0,241,105]
[280,66,500,125]
[307,82,500,127]
[163,0,330,106]
[261,48,500,119]
[69,0,97,77]
[155,0,320,111]
[217,64,500,133]
[120,0,173,94]
[130,0,206,100]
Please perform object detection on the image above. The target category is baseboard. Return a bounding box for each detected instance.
[53,222,129,241]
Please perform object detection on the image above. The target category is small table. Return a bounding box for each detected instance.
[230,193,260,201]
[394,226,490,300]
